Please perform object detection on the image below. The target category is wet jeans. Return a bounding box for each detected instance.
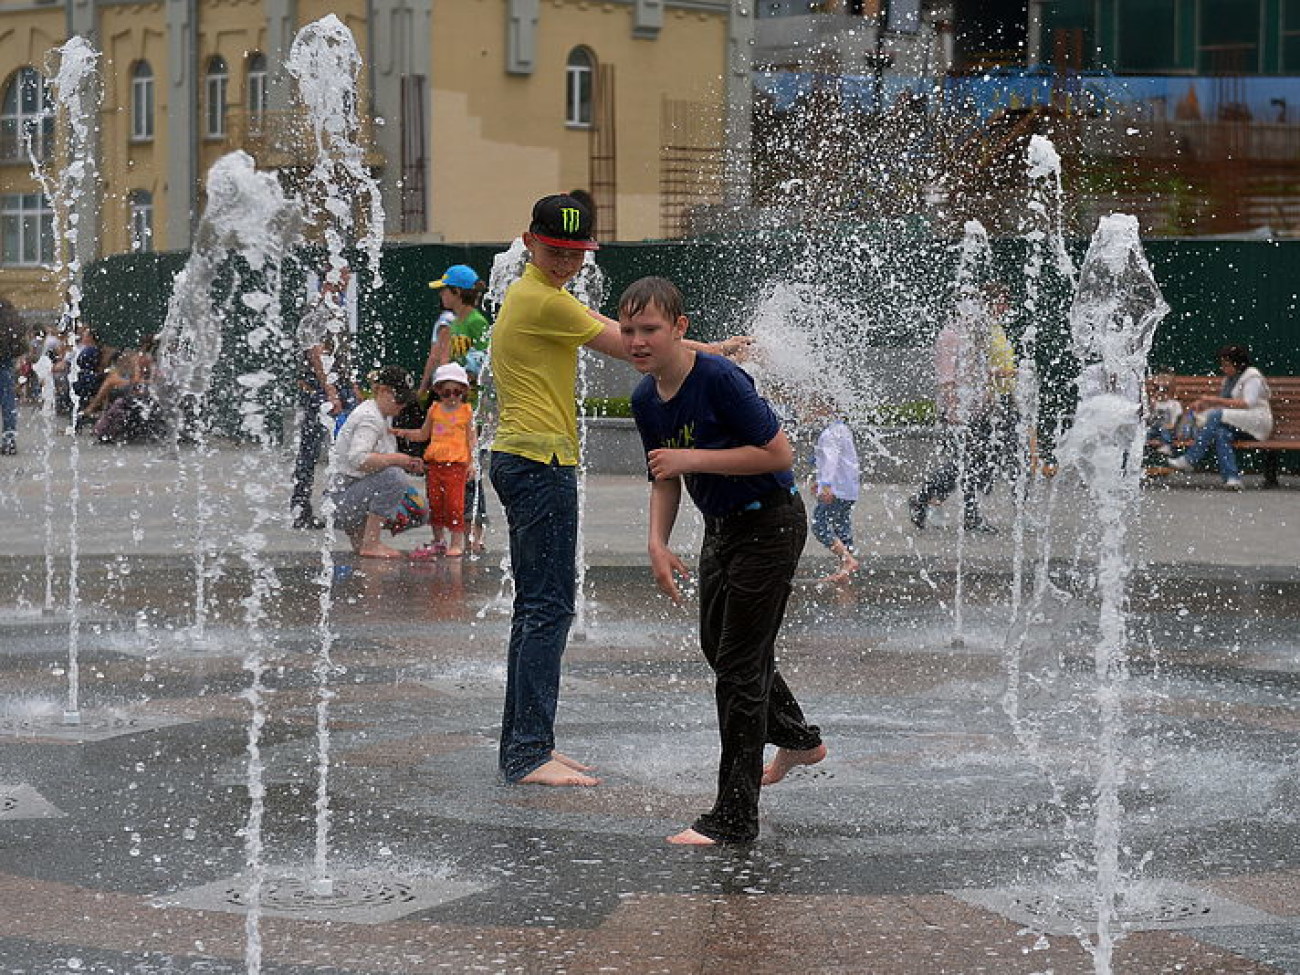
[915,414,996,525]
[489,451,579,782]
[1181,409,1244,481]
[0,362,16,438]
[694,492,822,845]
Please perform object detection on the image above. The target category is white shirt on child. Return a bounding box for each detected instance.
[814,419,860,502]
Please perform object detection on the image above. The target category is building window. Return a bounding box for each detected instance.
[0,67,53,162]
[247,52,268,131]
[1,192,55,266]
[565,48,594,128]
[205,56,228,138]
[128,190,153,253]
[130,61,154,141]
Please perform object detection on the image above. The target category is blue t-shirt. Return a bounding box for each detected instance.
[631,352,794,517]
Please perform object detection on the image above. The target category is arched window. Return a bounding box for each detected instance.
[128,189,153,253]
[247,52,268,127]
[565,48,594,128]
[130,61,154,141]
[204,55,228,138]
[0,67,52,161]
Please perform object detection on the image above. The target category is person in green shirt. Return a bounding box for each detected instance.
[419,264,489,396]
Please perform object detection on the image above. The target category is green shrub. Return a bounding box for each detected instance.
[580,396,634,418]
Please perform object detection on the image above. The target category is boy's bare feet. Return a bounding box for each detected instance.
[551,750,596,772]
[518,758,599,787]
[761,742,828,785]
[666,828,717,846]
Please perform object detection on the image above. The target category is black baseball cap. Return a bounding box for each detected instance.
[529,194,599,251]
[371,365,416,404]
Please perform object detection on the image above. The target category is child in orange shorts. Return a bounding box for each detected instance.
[394,362,476,557]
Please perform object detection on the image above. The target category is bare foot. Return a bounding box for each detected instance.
[551,750,596,772]
[842,552,860,574]
[445,548,464,558]
[666,828,717,846]
[357,543,404,559]
[762,742,828,785]
[518,758,599,787]
[820,569,851,585]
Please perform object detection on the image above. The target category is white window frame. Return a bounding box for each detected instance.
[1,192,55,266]
[128,190,153,253]
[130,61,154,141]
[247,52,268,129]
[565,48,594,128]
[1,67,52,161]
[205,56,228,138]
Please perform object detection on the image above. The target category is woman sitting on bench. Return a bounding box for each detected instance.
[1168,344,1272,490]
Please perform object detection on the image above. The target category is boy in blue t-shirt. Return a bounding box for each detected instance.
[621,276,826,847]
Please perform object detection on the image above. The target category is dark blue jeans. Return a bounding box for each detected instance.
[0,362,16,438]
[811,497,855,551]
[1181,409,1243,481]
[489,451,579,782]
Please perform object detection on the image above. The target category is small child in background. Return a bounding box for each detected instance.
[1146,372,1184,457]
[809,399,860,583]
[395,362,477,558]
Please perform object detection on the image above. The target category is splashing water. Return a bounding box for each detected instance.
[1056,213,1168,975]
[288,14,384,285]
[288,14,391,900]
[31,36,100,724]
[158,150,303,975]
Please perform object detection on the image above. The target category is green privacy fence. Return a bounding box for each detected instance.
[80,234,1300,438]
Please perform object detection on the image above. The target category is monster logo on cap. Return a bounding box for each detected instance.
[529,194,599,251]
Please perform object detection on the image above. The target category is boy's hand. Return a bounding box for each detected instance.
[649,544,690,605]
[647,448,694,480]
[717,335,753,360]
[817,485,834,503]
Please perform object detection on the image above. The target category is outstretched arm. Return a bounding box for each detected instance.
[582,310,752,362]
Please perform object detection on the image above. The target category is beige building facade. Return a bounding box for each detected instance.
[0,0,751,315]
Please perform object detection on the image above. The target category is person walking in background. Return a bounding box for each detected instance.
[291,266,361,530]
[808,398,860,583]
[621,275,825,846]
[396,362,477,559]
[1168,344,1272,490]
[908,285,1017,533]
[0,297,25,455]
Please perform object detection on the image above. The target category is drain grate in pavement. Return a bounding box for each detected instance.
[952,880,1282,935]
[156,869,487,924]
[0,710,195,742]
[0,784,65,820]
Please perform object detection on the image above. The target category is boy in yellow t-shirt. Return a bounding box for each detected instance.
[489,194,748,788]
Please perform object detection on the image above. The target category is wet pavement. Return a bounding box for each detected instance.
[0,434,1298,974]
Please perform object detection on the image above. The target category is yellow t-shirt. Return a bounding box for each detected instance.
[489,263,603,465]
[989,323,1017,397]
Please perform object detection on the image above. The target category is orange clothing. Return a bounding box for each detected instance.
[426,462,468,530]
[423,401,473,464]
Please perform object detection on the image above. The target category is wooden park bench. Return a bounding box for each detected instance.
[1150,374,1300,487]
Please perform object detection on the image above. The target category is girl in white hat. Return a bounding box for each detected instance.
[394,361,476,557]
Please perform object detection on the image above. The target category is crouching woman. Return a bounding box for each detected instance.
[325,366,426,557]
